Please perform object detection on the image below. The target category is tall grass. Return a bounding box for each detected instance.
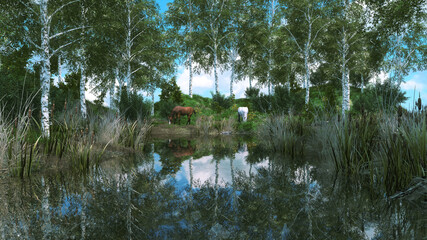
[257,114,306,157]
[378,113,426,193]
[0,102,41,177]
[120,119,152,150]
[196,116,214,135]
[320,114,379,176]
[317,110,426,195]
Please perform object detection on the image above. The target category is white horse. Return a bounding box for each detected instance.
[238,107,248,122]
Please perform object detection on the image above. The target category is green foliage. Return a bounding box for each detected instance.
[245,87,260,99]
[159,77,183,104]
[353,81,407,113]
[156,100,177,119]
[0,46,40,119]
[119,87,152,121]
[211,92,233,113]
[246,86,304,114]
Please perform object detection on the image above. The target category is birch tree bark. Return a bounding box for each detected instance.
[79,1,88,119]
[283,2,329,105]
[20,0,84,136]
[198,0,231,95]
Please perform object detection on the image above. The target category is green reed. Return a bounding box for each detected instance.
[378,113,426,194]
[325,114,379,176]
[196,116,214,135]
[257,114,307,157]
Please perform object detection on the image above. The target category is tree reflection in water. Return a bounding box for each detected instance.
[0,136,425,239]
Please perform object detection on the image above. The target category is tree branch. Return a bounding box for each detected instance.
[48,0,80,24]
[283,26,303,53]
[19,0,38,17]
[49,26,88,40]
[50,38,82,58]
[24,28,42,50]
[309,21,329,49]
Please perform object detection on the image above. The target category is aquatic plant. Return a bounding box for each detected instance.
[0,101,41,177]
[196,115,214,135]
[324,114,379,176]
[219,117,236,133]
[96,112,123,145]
[257,114,306,157]
[120,119,152,150]
[378,113,426,193]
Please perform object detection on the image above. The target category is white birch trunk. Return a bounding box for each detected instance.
[80,62,87,119]
[214,43,219,94]
[79,1,88,119]
[125,1,132,92]
[268,0,276,97]
[340,25,351,118]
[40,0,51,136]
[342,67,350,118]
[188,3,194,98]
[189,51,193,98]
[58,54,63,83]
[151,89,155,116]
[41,176,52,239]
[361,75,364,94]
[304,49,310,105]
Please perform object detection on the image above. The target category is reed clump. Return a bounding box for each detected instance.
[322,113,380,176]
[0,103,41,177]
[196,115,214,135]
[378,113,426,194]
[119,119,152,150]
[257,114,307,157]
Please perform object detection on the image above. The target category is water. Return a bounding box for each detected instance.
[0,136,425,239]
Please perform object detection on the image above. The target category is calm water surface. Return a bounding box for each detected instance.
[0,136,425,239]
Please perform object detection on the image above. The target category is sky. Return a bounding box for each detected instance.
[90,0,427,110]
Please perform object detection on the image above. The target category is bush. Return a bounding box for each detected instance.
[156,99,177,120]
[119,87,151,121]
[353,80,407,113]
[159,77,183,104]
[211,92,233,113]
[245,87,260,98]
[247,86,304,114]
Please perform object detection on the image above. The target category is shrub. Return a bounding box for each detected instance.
[353,80,407,113]
[245,87,260,98]
[211,92,233,113]
[159,77,183,104]
[119,87,151,121]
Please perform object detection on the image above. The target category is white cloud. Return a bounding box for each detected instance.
[175,65,270,99]
[401,75,425,91]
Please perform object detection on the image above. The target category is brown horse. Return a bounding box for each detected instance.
[168,106,196,125]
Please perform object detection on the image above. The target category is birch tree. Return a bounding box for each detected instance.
[336,0,366,118]
[18,0,84,136]
[197,0,232,95]
[282,0,330,105]
[234,0,265,91]
[166,0,199,98]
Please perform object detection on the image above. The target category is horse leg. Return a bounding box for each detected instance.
[178,113,181,125]
[238,112,240,122]
[187,114,191,125]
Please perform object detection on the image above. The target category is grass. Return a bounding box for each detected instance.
[257,114,307,157]
[0,99,153,176]
[378,112,427,193]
